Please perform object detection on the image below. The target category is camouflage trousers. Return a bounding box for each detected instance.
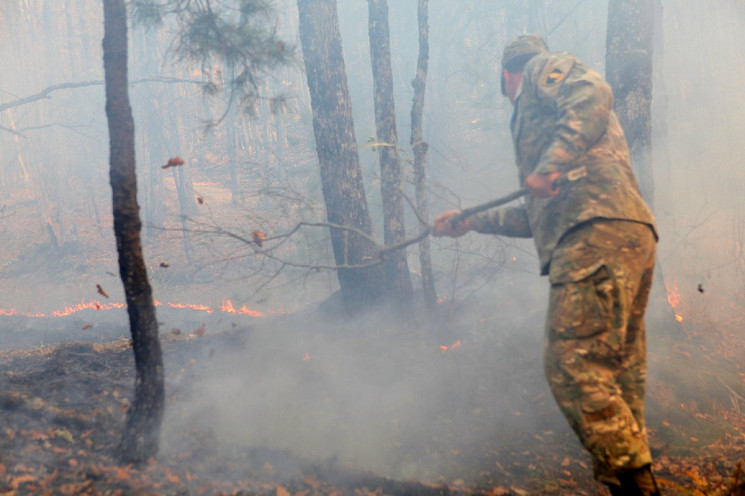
[544,219,656,485]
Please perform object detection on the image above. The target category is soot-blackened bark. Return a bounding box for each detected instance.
[367,0,413,307]
[297,0,385,313]
[102,0,165,463]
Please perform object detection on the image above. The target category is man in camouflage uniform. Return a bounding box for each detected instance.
[433,34,661,495]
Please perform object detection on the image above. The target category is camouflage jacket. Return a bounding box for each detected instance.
[470,51,657,275]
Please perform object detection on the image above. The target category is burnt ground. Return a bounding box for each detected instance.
[1,293,745,496]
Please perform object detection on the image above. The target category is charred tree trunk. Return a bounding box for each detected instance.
[606,0,679,334]
[297,0,385,314]
[367,0,413,307]
[410,0,436,309]
[102,0,165,463]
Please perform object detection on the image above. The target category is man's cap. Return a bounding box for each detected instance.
[501,34,548,70]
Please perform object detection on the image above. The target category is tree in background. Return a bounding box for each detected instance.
[296,0,385,314]
[605,0,655,206]
[366,0,413,307]
[409,0,436,308]
[130,0,294,124]
[605,0,680,333]
[102,0,164,462]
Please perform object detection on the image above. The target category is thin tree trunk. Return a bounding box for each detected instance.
[410,0,436,308]
[102,0,164,463]
[296,0,385,314]
[367,0,413,306]
[173,165,196,263]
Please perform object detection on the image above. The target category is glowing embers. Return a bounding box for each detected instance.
[440,339,462,353]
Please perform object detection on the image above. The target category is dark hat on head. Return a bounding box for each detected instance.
[501,34,548,71]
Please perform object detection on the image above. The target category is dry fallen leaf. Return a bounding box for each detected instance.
[40,468,59,487]
[159,262,169,268]
[196,196,204,205]
[54,428,74,444]
[82,324,92,330]
[96,284,109,298]
[251,230,267,247]
[161,156,185,169]
[164,470,181,485]
[10,473,37,488]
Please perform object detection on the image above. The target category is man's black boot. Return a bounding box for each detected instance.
[615,464,661,496]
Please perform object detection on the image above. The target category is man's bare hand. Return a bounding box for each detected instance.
[433,210,472,237]
[525,171,563,198]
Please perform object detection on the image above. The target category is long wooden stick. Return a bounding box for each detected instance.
[377,186,529,255]
[449,187,529,226]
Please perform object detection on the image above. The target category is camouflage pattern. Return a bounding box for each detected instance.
[470,50,657,275]
[501,34,548,69]
[469,42,660,484]
[545,219,656,485]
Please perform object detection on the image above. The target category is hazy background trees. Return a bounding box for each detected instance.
[0,0,744,327]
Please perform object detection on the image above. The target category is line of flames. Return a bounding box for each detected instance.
[0,299,276,319]
[0,298,470,356]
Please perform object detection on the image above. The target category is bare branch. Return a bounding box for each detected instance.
[0,77,208,113]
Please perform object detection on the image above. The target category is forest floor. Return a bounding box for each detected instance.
[2,286,745,496]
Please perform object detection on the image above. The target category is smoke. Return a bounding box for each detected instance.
[2,0,745,488]
[159,270,564,483]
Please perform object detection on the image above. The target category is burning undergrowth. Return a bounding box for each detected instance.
[1,277,745,495]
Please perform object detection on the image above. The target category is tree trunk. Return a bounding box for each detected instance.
[410,0,437,309]
[102,0,165,463]
[605,0,654,207]
[297,0,385,314]
[172,165,196,263]
[367,0,413,307]
[606,0,679,334]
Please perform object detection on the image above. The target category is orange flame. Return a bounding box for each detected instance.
[52,300,125,317]
[666,281,680,307]
[221,299,266,317]
[665,281,684,322]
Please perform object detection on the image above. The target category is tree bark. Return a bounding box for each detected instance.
[102,0,165,463]
[367,0,413,307]
[605,0,654,207]
[606,0,680,334]
[172,165,196,263]
[297,0,385,314]
[409,0,437,308]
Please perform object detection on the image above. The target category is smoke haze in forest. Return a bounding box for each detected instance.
[1,0,745,485]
